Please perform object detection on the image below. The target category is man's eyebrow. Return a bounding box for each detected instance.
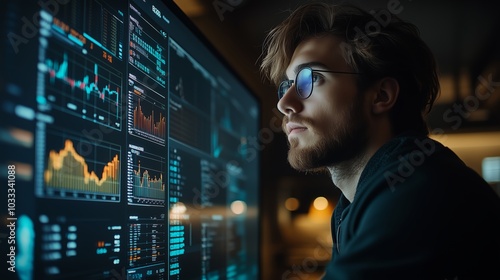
[293,62,330,74]
[281,62,331,81]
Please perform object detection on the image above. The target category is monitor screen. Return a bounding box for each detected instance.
[0,0,260,279]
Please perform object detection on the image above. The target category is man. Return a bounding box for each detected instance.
[260,2,500,279]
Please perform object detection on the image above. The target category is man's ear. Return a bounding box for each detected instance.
[371,77,399,114]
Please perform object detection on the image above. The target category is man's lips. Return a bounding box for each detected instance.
[286,122,307,135]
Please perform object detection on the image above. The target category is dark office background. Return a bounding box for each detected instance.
[173,0,500,279]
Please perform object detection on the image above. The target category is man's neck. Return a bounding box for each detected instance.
[327,152,371,202]
[327,130,392,202]
[328,119,395,202]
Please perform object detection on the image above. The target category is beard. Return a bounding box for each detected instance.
[283,97,368,172]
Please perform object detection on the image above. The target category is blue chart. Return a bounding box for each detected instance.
[127,145,166,206]
[41,51,123,130]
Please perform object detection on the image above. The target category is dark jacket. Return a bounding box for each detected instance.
[323,133,500,279]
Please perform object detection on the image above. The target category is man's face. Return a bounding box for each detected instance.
[278,35,370,171]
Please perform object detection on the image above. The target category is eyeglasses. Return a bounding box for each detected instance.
[278,67,361,100]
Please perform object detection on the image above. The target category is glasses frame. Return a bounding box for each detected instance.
[278,67,362,100]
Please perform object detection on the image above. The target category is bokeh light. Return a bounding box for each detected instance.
[285,197,300,211]
[230,200,247,215]
[313,196,328,211]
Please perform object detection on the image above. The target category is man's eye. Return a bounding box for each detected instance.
[312,74,322,83]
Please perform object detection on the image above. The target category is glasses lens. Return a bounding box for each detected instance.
[278,81,290,99]
[296,68,313,98]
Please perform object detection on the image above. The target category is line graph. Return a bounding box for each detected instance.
[46,53,120,111]
[131,161,164,199]
[127,145,166,206]
[43,136,121,202]
[40,50,123,130]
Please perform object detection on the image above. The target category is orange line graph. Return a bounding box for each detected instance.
[44,139,120,194]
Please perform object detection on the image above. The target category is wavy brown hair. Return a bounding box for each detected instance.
[260,2,440,135]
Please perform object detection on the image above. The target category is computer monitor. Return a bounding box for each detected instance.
[0,0,260,279]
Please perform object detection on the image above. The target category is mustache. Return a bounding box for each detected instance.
[282,115,314,133]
